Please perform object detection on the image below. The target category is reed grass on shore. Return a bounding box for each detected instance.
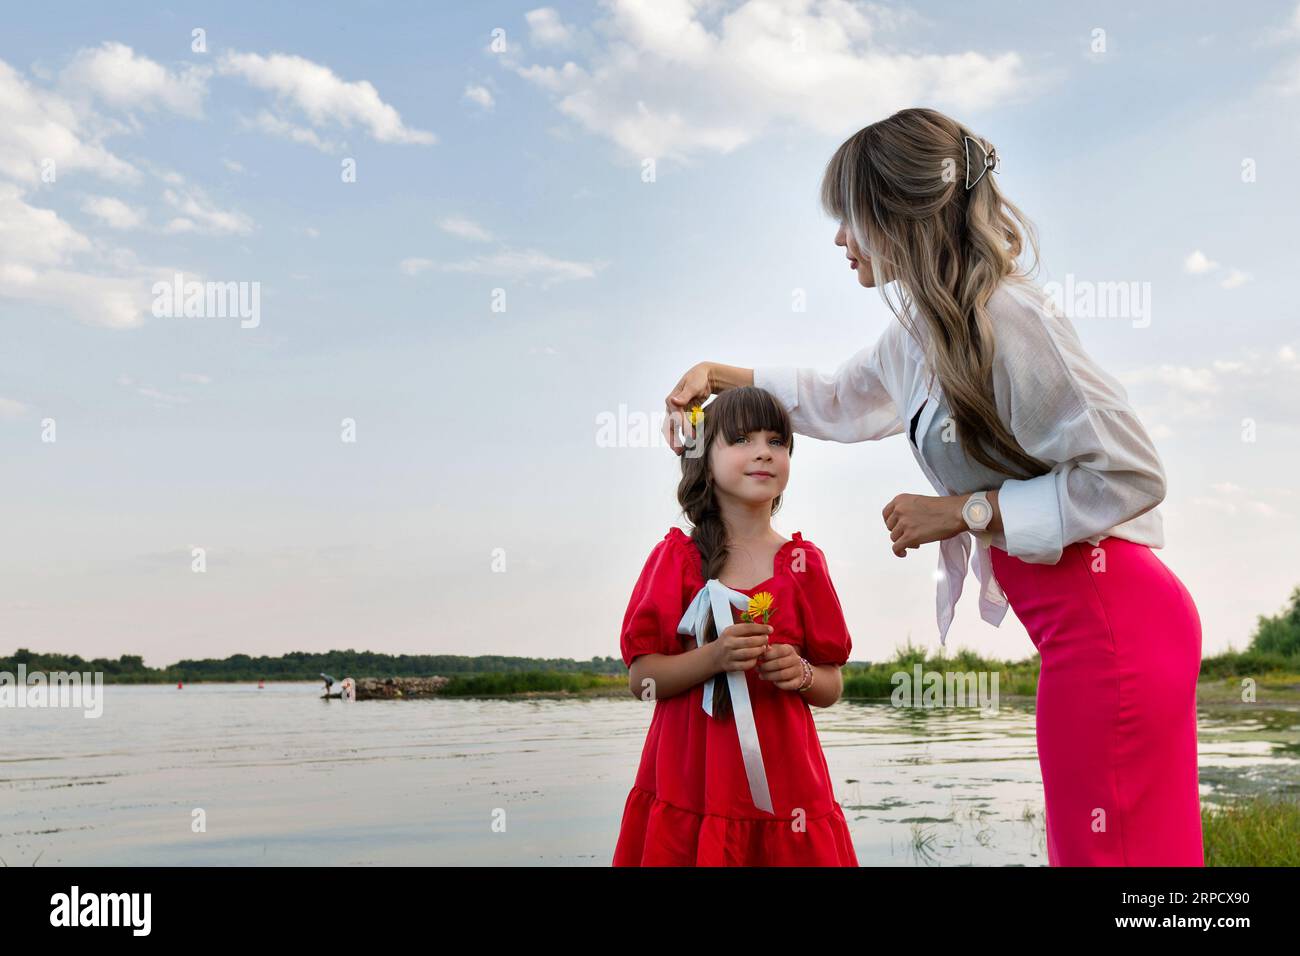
[1203,795,1300,866]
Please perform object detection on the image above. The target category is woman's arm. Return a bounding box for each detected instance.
[708,363,754,391]
[663,325,904,453]
[752,330,905,443]
[882,489,1003,556]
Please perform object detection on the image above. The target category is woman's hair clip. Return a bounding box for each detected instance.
[963,135,999,190]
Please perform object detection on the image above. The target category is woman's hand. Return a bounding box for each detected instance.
[711,622,772,673]
[662,362,714,456]
[757,642,806,690]
[882,493,966,557]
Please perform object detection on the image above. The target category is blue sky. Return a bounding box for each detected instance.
[2,1,1298,667]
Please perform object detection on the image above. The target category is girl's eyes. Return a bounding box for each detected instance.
[734,435,785,446]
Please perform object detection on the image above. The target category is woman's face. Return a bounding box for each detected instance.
[836,221,877,288]
[708,429,790,506]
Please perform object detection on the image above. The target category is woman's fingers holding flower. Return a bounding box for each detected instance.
[662,363,713,456]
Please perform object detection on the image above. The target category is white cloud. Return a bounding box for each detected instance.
[1192,483,1287,519]
[59,41,210,117]
[179,372,212,384]
[399,257,435,276]
[1262,3,1300,92]
[401,247,603,287]
[0,185,190,330]
[0,182,92,264]
[82,194,146,230]
[222,158,245,173]
[513,0,1032,162]
[439,216,493,241]
[162,186,254,236]
[1119,364,1220,395]
[0,58,138,185]
[243,109,339,153]
[464,84,495,110]
[1220,268,1252,289]
[1183,249,1218,273]
[527,7,577,48]
[1119,344,1300,427]
[0,397,28,420]
[218,50,435,145]
[437,247,605,287]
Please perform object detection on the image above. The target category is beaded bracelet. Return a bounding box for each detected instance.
[796,657,814,693]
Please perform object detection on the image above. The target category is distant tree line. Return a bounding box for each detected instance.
[5,583,1298,684]
[0,648,629,683]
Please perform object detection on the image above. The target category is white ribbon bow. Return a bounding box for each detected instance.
[676,578,775,814]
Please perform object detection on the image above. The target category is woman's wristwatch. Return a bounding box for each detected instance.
[796,657,814,693]
[961,490,994,544]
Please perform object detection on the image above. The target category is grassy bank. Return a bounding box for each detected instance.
[1203,795,1300,866]
[436,671,627,697]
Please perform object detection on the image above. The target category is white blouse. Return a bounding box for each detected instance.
[753,277,1167,646]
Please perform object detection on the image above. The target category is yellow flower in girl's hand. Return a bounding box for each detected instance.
[687,404,704,428]
[740,591,776,625]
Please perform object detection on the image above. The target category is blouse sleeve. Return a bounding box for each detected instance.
[991,291,1167,565]
[753,323,905,443]
[790,543,853,667]
[619,535,690,668]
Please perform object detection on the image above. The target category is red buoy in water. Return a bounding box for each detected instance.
[177,681,183,689]
[258,679,265,689]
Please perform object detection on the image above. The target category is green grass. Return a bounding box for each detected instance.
[840,641,1040,699]
[1203,795,1300,866]
[436,671,626,697]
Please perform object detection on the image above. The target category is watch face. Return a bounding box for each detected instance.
[966,502,990,524]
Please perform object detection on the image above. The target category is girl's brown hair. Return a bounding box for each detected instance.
[822,106,1052,479]
[677,386,794,721]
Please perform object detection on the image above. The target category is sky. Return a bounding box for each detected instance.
[1,1,1298,668]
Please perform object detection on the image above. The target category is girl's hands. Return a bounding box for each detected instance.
[711,622,771,673]
[757,642,806,690]
[662,362,714,456]
[882,493,966,557]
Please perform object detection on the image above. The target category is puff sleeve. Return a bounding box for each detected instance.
[790,543,853,667]
[619,534,691,669]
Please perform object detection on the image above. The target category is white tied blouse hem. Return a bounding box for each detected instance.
[752,278,1167,645]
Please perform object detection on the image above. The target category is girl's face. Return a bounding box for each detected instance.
[709,428,790,504]
[835,221,877,288]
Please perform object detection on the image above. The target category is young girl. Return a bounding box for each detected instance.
[612,386,859,867]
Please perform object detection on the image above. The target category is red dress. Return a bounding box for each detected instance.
[612,527,859,866]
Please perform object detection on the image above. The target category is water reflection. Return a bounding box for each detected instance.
[0,685,1294,865]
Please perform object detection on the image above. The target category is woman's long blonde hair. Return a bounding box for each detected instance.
[823,106,1052,480]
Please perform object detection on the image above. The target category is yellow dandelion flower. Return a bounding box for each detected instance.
[748,591,775,622]
[687,404,704,427]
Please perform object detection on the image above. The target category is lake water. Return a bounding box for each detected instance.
[2,683,1296,866]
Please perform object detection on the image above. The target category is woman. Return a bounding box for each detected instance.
[661,107,1204,867]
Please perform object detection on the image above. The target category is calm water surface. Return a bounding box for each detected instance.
[2,684,1296,865]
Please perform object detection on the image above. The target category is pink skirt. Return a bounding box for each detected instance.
[988,536,1204,866]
